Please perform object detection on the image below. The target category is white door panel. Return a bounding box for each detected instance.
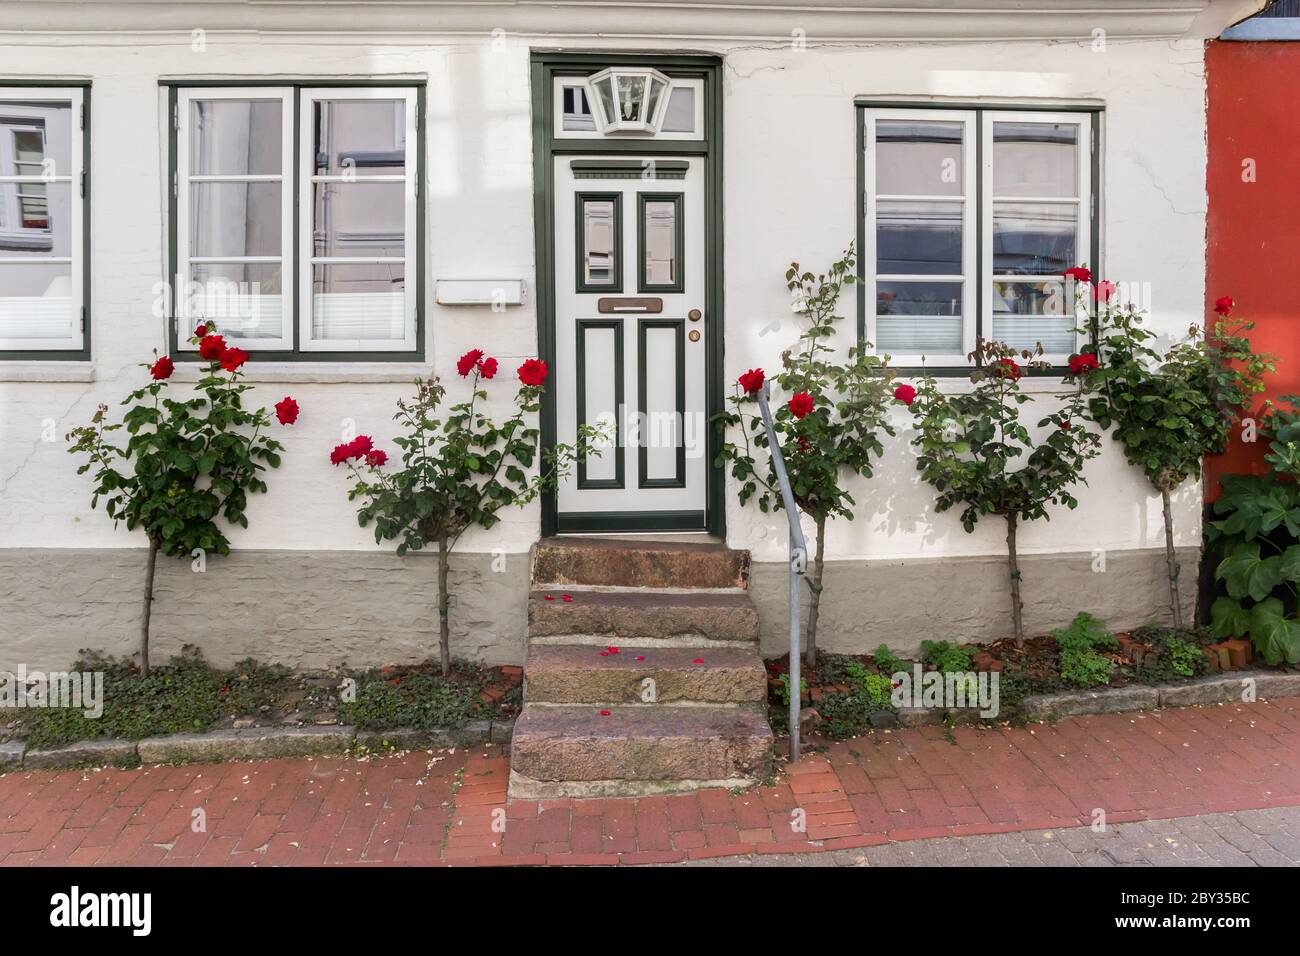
[554,156,707,525]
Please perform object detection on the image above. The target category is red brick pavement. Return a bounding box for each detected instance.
[2,697,1300,866]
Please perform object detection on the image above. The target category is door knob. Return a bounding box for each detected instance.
[688,308,702,321]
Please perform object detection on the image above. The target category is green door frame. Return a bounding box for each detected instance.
[530,51,726,538]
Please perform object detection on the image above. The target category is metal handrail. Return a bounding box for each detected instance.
[755,381,808,762]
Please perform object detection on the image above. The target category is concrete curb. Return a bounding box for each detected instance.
[1,717,516,772]
[1020,670,1300,721]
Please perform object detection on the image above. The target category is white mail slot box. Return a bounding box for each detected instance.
[435,279,526,306]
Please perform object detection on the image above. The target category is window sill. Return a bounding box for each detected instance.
[923,374,1074,395]
[0,361,96,383]
[171,362,434,385]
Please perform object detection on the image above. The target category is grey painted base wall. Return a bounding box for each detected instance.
[0,549,529,673]
[748,546,1200,658]
[0,545,1198,672]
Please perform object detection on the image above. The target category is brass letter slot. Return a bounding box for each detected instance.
[597,297,663,314]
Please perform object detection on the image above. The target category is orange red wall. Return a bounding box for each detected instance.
[1205,39,1300,499]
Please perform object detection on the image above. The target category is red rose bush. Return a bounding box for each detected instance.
[331,351,599,675]
[67,321,297,673]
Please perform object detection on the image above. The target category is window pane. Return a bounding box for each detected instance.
[311,182,405,258]
[661,87,695,133]
[876,280,962,316]
[312,262,405,340]
[992,279,1074,353]
[642,199,678,287]
[0,182,72,255]
[187,262,284,341]
[992,122,1078,198]
[313,99,406,176]
[188,182,281,258]
[561,85,596,132]
[992,202,1076,276]
[875,120,963,196]
[581,198,617,286]
[0,261,74,340]
[0,99,73,178]
[189,99,283,176]
[876,200,962,275]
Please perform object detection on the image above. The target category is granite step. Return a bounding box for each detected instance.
[527,587,760,642]
[532,536,750,590]
[525,643,767,704]
[508,703,774,799]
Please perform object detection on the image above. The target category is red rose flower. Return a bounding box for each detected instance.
[198,334,227,361]
[1214,296,1234,316]
[330,443,353,465]
[349,435,373,459]
[219,347,249,372]
[893,383,917,406]
[1059,420,1071,430]
[365,449,388,468]
[457,348,484,377]
[149,355,174,381]
[992,358,1022,381]
[518,358,548,387]
[738,368,764,395]
[478,356,498,379]
[788,392,814,419]
[194,322,211,339]
[275,396,299,425]
[1064,266,1092,284]
[1093,280,1117,304]
[795,436,812,454]
[1068,353,1099,375]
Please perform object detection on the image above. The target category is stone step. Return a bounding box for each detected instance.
[509,704,773,798]
[527,588,759,642]
[532,536,750,590]
[525,643,767,704]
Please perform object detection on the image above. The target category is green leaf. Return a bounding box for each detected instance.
[1209,596,1250,639]
[1247,597,1300,666]
[1216,542,1283,601]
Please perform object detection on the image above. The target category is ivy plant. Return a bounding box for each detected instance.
[903,339,1101,645]
[713,244,897,669]
[1071,282,1272,629]
[333,352,599,676]
[67,322,296,674]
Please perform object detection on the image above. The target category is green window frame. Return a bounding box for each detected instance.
[164,80,426,362]
[855,100,1102,375]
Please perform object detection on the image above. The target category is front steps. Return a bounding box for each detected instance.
[508,537,774,799]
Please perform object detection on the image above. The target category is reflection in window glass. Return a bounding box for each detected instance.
[189,181,283,259]
[582,198,617,286]
[992,202,1076,276]
[562,85,596,131]
[642,199,677,287]
[876,120,963,196]
[190,99,283,176]
[312,99,405,175]
[307,93,413,346]
[992,279,1075,354]
[661,87,695,133]
[0,95,79,349]
[188,262,284,341]
[876,201,962,275]
[992,122,1077,198]
[311,182,405,259]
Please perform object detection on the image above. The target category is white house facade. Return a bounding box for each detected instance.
[0,0,1261,673]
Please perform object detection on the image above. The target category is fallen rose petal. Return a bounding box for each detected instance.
[607,646,619,655]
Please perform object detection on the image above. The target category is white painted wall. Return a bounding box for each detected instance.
[0,12,1211,568]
